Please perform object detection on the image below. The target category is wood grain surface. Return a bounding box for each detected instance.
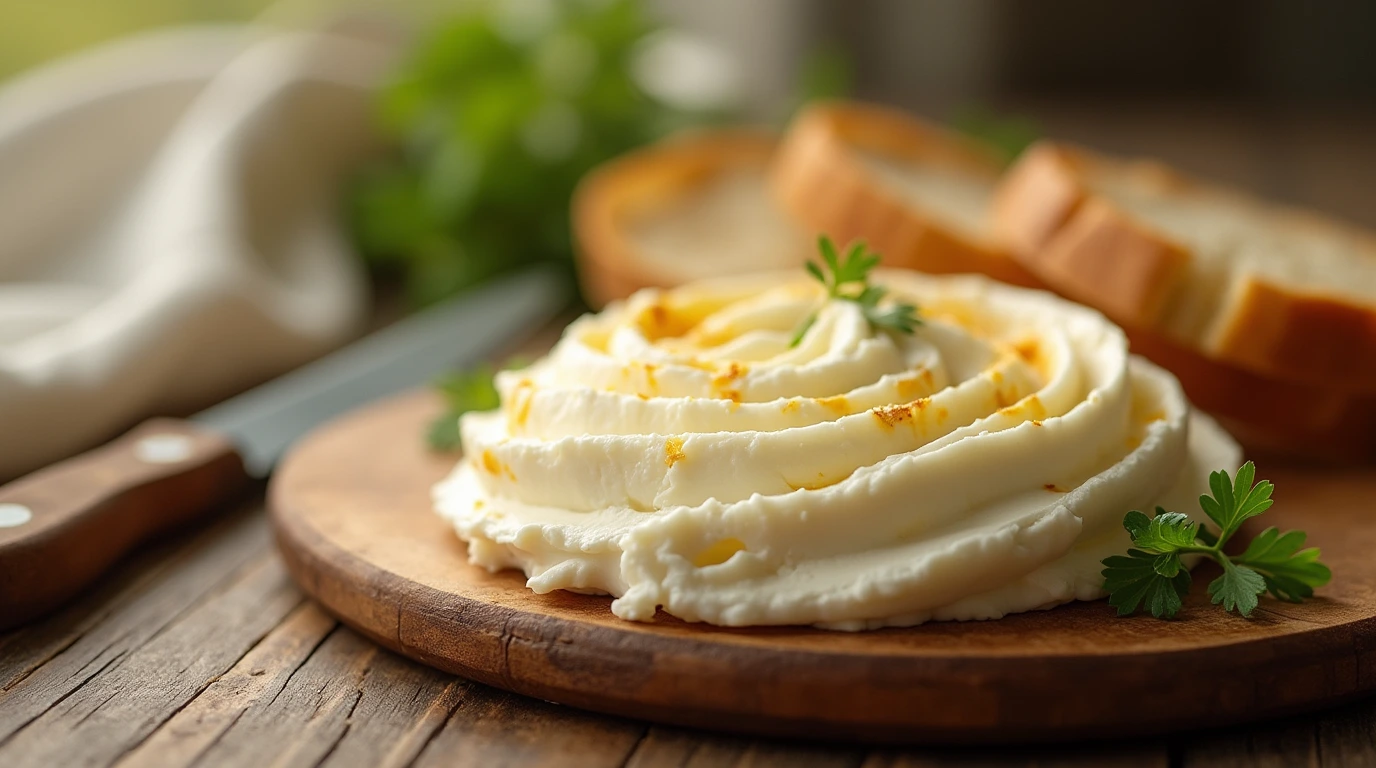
[268,388,1376,744]
[0,418,250,630]
[5,488,1376,767]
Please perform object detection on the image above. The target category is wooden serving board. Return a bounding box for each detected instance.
[269,389,1376,744]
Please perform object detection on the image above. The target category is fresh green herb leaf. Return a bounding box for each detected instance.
[863,299,921,335]
[427,415,465,452]
[1208,561,1265,617]
[788,313,818,348]
[1126,507,1199,553]
[1199,462,1273,545]
[1236,527,1332,603]
[427,359,528,451]
[791,235,921,346]
[1100,461,1330,620]
[1122,509,1152,539]
[1102,549,1191,619]
[1152,552,1185,579]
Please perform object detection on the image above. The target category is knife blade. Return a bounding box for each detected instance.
[0,267,570,628]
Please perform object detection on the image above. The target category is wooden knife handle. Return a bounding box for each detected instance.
[0,418,250,629]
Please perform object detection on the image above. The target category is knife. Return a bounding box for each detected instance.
[0,268,569,629]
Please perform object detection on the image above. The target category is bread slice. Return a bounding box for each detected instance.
[571,109,1376,457]
[769,101,1039,288]
[1124,326,1376,459]
[572,129,808,308]
[992,142,1376,396]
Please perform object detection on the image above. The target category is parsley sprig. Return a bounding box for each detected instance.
[427,356,532,451]
[427,365,500,451]
[1101,461,1331,619]
[791,236,920,346]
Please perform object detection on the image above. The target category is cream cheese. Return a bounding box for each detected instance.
[434,271,1240,629]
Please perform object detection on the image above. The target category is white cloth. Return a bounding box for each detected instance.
[0,24,397,479]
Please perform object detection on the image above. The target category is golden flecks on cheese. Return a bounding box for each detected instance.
[993,383,1019,409]
[692,538,746,568]
[510,381,535,430]
[786,471,849,492]
[1013,338,1040,364]
[871,403,915,430]
[637,301,708,341]
[664,437,687,468]
[999,394,1047,421]
[435,270,1240,631]
[817,395,850,414]
[710,362,748,395]
[480,449,502,475]
[896,371,932,402]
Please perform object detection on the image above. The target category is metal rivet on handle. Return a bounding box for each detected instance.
[0,504,32,528]
[135,434,195,464]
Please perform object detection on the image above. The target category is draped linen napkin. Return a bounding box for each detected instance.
[0,23,398,479]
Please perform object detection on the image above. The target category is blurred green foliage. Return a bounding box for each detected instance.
[949,105,1041,166]
[794,43,853,110]
[427,354,531,450]
[350,0,699,306]
[427,363,501,450]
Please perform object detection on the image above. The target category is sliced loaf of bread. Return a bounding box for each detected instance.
[571,130,806,308]
[770,101,1038,288]
[992,142,1376,396]
[571,106,1376,456]
[767,105,1376,456]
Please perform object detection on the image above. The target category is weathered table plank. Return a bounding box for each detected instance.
[1,512,300,766]
[116,602,339,768]
[3,495,1373,767]
[624,727,866,767]
[0,500,1171,767]
[1180,699,1376,768]
[411,686,644,767]
[0,505,273,739]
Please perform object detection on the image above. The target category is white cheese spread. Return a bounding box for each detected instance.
[434,271,1240,629]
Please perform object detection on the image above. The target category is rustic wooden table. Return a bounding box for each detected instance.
[3,493,1376,767]
[2,106,1374,767]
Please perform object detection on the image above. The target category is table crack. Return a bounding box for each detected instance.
[264,622,340,713]
[614,725,652,768]
[0,645,130,747]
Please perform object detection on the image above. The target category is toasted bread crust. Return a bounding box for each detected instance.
[572,130,783,308]
[1126,327,1376,459]
[1213,278,1376,389]
[770,102,1039,288]
[995,141,1376,396]
[573,120,1376,456]
[1021,197,1192,326]
[989,143,1085,259]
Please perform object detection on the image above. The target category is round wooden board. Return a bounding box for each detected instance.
[270,390,1376,744]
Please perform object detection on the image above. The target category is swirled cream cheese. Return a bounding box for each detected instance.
[434,271,1240,629]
